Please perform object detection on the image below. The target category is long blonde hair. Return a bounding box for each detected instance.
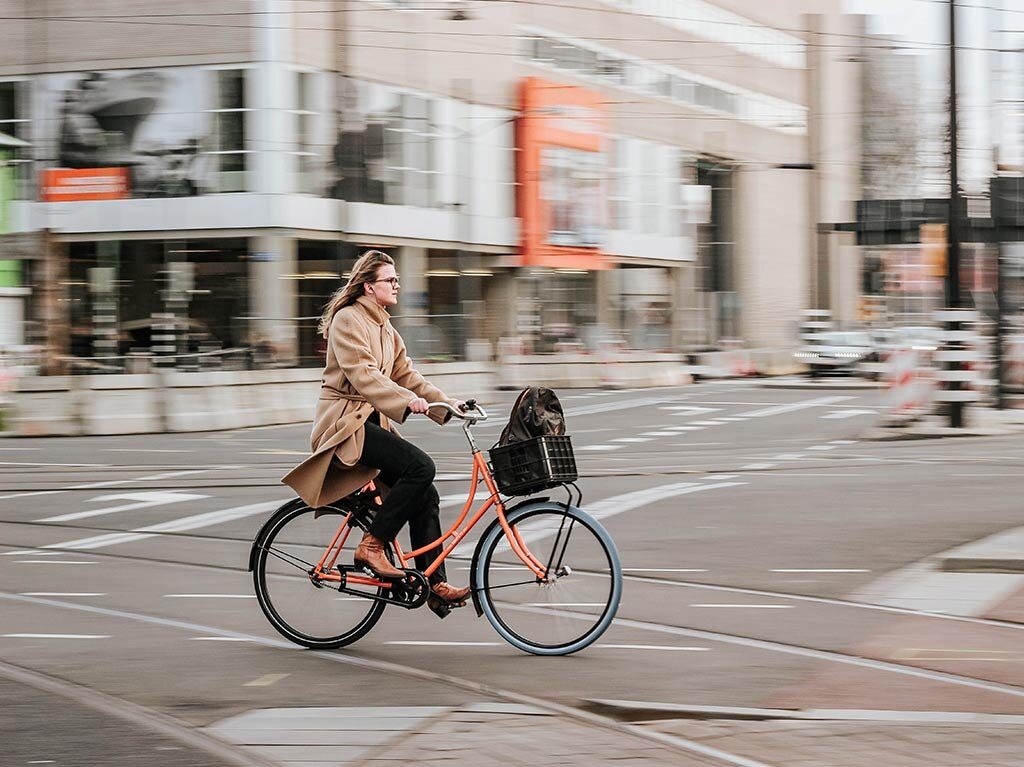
[318,249,395,338]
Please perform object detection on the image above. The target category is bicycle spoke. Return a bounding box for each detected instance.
[262,545,317,573]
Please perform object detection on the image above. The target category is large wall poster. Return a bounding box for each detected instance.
[36,68,218,198]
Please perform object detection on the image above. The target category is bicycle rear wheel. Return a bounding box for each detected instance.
[474,504,622,656]
[253,503,387,649]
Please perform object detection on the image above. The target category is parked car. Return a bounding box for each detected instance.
[795,330,875,377]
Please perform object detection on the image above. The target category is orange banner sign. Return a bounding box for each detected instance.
[40,168,130,201]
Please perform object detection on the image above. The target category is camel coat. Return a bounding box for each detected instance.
[282,295,455,508]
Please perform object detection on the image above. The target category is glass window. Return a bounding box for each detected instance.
[292,71,322,194]
[0,80,31,197]
[542,146,605,246]
[206,69,250,192]
[608,137,631,230]
[334,83,438,208]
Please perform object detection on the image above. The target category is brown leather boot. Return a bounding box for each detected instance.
[353,532,404,579]
[426,581,471,619]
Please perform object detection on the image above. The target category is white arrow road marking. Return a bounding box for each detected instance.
[0,469,210,502]
[38,491,209,523]
[821,409,876,420]
[737,396,853,418]
[455,480,745,556]
[39,499,284,551]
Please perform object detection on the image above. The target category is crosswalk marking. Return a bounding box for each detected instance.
[737,396,853,418]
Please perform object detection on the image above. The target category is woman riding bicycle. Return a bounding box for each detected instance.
[283,249,470,618]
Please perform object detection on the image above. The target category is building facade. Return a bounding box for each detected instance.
[0,0,863,368]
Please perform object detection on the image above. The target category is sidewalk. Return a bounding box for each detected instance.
[862,406,1024,441]
[205,703,723,767]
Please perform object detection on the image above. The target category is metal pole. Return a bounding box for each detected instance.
[947,0,965,427]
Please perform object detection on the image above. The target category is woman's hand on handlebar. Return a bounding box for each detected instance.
[408,396,430,415]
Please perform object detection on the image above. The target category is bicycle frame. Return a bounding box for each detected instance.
[309,406,552,592]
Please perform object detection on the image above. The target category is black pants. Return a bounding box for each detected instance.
[358,420,446,583]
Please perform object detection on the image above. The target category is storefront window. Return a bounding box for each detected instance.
[522,270,597,353]
[64,239,249,368]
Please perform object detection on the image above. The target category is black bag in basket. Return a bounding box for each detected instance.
[490,387,576,496]
[494,386,566,447]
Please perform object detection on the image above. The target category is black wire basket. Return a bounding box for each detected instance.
[489,435,578,496]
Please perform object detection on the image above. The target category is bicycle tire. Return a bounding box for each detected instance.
[252,502,387,649]
[473,503,622,656]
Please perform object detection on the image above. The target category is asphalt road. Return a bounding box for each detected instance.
[2,381,1024,767]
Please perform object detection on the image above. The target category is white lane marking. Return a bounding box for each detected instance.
[691,604,793,609]
[611,437,653,443]
[772,454,807,460]
[806,445,836,451]
[566,397,681,417]
[669,426,704,431]
[164,594,256,599]
[578,444,624,452]
[454,480,745,557]
[737,396,853,418]
[0,469,210,502]
[829,440,858,445]
[717,417,747,422]
[687,421,721,426]
[624,568,707,573]
[0,447,40,451]
[742,463,777,470]
[387,640,502,647]
[2,550,62,556]
[15,560,97,564]
[821,409,876,420]
[771,569,870,573]
[659,406,721,414]
[104,448,188,453]
[39,499,283,551]
[189,637,255,642]
[523,602,607,607]
[704,474,738,481]
[641,431,676,437]
[38,491,208,523]
[244,673,290,687]
[18,592,106,597]
[440,493,470,509]
[0,461,107,467]
[598,645,710,652]
[2,633,108,639]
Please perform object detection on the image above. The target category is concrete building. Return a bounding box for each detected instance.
[0,0,863,367]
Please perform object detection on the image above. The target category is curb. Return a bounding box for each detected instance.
[584,699,1024,724]
[936,526,1024,573]
[756,377,884,391]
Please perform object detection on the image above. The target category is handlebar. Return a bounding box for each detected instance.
[426,400,488,422]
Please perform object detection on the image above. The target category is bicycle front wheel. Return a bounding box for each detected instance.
[253,503,387,649]
[474,504,622,656]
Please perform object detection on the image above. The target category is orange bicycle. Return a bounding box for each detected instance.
[249,401,622,655]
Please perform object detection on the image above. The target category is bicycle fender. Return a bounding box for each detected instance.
[468,496,550,617]
[247,497,306,572]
